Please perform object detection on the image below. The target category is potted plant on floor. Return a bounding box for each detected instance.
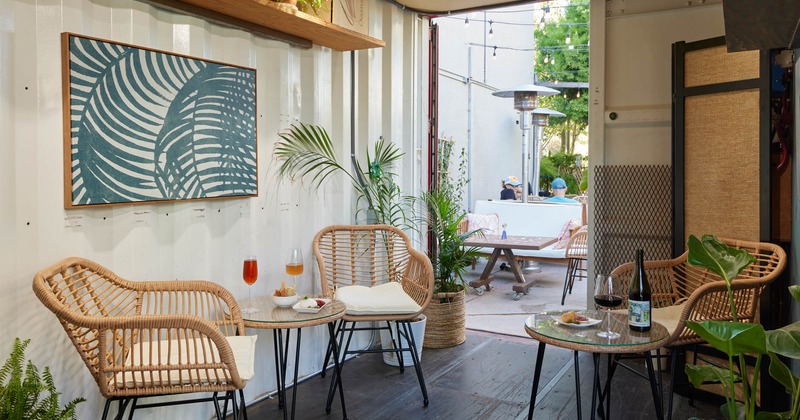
[683,235,799,420]
[422,142,481,349]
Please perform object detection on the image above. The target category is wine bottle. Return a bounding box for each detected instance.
[628,249,651,332]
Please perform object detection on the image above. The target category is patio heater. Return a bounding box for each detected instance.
[530,108,566,197]
[492,84,559,203]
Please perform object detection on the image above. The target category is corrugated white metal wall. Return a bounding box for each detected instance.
[0,0,428,418]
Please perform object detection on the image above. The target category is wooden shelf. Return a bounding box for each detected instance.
[148,0,385,51]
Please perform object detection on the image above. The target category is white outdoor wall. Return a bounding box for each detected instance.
[0,0,427,418]
[600,3,725,165]
[435,6,536,210]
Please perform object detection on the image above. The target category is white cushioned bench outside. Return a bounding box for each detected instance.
[470,200,584,261]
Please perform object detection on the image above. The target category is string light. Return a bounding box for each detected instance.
[493,46,497,60]
[539,15,546,29]
[565,25,571,44]
[465,17,470,28]
[576,90,581,98]
[488,20,494,38]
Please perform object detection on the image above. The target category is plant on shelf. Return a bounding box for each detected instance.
[0,338,84,420]
[297,0,327,16]
[274,122,412,227]
[684,235,799,420]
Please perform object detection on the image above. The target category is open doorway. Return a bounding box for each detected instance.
[429,2,590,337]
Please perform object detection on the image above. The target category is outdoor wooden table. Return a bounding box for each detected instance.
[239,296,348,420]
[464,234,557,300]
[524,310,669,420]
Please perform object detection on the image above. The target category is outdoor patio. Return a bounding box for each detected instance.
[244,261,722,419]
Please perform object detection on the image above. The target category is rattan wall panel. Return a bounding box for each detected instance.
[594,165,672,276]
[684,89,760,242]
[684,46,759,87]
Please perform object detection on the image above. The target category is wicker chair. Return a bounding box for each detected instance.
[32,257,256,420]
[561,225,588,305]
[313,225,434,409]
[609,238,786,420]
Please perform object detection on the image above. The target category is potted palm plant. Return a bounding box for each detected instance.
[422,143,481,349]
[273,122,412,227]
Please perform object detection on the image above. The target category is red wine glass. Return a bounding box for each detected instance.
[242,256,258,313]
[594,274,622,339]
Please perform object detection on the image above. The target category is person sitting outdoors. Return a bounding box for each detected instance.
[544,177,579,203]
[500,176,521,200]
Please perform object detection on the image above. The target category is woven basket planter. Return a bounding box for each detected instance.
[422,290,466,349]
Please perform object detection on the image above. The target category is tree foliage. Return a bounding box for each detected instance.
[534,1,589,155]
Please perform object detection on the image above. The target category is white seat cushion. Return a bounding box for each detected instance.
[610,301,687,336]
[467,213,500,234]
[115,335,257,389]
[335,282,422,315]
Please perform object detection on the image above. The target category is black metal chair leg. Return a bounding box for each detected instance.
[126,398,138,420]
[668,347,680,420]
[561,259,574,305]
[402,320,429,406]
[212,392,223,420]
[393,321,405,371]
[230,391,240,420]
[239,388,248,420]
[113,399,130,420]
[102,399,112,420]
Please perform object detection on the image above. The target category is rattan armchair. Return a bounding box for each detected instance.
[313,225,434,409]
[609,238,786,419]
[561,225,588,305]
[32,257,256,420]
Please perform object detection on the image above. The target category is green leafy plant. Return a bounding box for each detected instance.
[684,235,799,420]
[274,122,412,227]
[0,338,84,420]
[423,142,480,294]
[297,0,327,15]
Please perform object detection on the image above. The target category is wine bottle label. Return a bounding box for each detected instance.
[628,299,651,327]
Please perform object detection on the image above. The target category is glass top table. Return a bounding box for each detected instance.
[239,295,346,330]
[525,310,669,353]
[237,295,347,420]
[524,310,669,420]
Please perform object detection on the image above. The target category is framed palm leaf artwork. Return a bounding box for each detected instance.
[61,33,257,208]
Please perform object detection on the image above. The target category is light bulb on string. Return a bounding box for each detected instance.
[565,26,571,44]
[563,93,567,98]
[577,90,581,98]
[539,15,546,30]
[465,17,469,28]
[493,46,497,60]
[489,20,494,38]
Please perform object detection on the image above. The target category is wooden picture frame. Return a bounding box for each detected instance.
[62,33,257,208]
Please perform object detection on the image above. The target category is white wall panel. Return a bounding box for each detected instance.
[0,0,426,418]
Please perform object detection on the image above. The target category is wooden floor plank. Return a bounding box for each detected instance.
[243,331,722,419]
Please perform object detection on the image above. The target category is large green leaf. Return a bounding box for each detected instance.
[720,402,747,420]
[687,321,767,356]
[766,352,798,395]
[687,235,756,283]
[755,411,796,420]
[789,285,800,303]
[765,323,800,359]
[685,363,737,388]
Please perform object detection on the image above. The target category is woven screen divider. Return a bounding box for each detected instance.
[593,165,672,276]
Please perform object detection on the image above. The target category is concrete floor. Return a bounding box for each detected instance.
[464,259,588,338]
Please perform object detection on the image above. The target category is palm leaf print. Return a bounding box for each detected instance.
[67,34,257,205]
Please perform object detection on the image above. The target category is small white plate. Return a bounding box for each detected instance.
[551,315,602,328]
[292,298,331,313]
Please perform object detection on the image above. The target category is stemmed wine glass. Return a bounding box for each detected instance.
[242,256,258,314]
[593,274,623,339]
[285,248,304,288]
